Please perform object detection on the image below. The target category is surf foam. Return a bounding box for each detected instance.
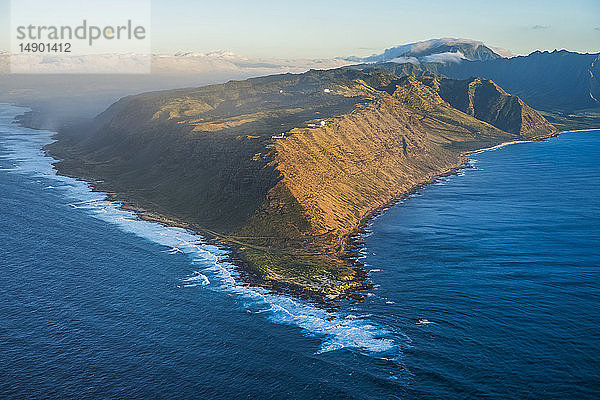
[0,104,397,355]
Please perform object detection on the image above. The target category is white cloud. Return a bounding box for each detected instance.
[0,51,354,74]
[421,51,466,63]
[390,56,420,65]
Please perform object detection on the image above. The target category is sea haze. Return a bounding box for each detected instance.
[0,104,599,399]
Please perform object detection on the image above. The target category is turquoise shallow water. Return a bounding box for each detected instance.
[1,104,598,399]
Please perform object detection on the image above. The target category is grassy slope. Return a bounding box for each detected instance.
[47,68,558,297]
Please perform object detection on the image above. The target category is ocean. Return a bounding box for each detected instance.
[1,104,598,399]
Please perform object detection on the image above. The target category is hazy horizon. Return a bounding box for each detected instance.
[0,0,598,59]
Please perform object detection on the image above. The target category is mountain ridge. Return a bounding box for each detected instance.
[46,65,558,297]
[428,49,600,111]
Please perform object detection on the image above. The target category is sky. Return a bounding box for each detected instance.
[1,0,599,58]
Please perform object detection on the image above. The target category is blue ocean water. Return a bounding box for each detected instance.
[0,104,598,399]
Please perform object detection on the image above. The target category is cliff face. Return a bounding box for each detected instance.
[47,66,557,296]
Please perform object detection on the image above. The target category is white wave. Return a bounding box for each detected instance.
[181,271,210,287]
[345,313,373,320]
[167,247,184,255]
[0,104,398,356]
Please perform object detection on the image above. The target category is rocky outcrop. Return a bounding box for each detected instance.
[417,76,557,137]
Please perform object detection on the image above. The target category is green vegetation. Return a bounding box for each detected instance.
[48,66,559,297]
[539,109,600,132]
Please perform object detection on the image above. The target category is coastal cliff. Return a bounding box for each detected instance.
[47,67,557,296]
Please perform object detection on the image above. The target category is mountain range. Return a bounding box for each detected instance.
[5,37,598,118]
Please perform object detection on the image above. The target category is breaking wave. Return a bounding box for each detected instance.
[0,104,398,355]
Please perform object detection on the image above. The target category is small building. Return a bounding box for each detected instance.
[320,120,326,127]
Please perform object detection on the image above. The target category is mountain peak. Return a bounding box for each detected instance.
[362,38,511,64]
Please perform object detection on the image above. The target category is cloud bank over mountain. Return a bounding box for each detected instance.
[361,38,511,64]
[0,38,514,74]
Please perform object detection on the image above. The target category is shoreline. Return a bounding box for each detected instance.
[467,140,535,155]
[44,135,571,301]
[557,128,600,134]
[343,156,470,277]
[464,128,600,156]
[102,158,471,302]
[81,150,472,302]
[13,106,597,301]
